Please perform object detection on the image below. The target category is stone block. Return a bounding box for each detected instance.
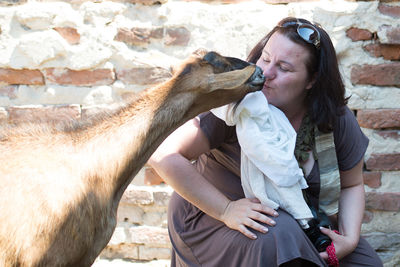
[376,130,400,140]
[53,27,80,45]
[122,185,153,205]
[142,211,165,227]
[365,192,400,211]
[122,0,168,5]
[117,204,144,224]
[114,28,151,46]
[100,243,139,260]
[0,85,18,99]
[164,27,191,46]
[361,210,400,234]
[363,232,400,254]
[0,0,27,5]
[0,107,8,123]
[129,226,170,247]
[138,246,171,261]
[379,25,400,44]
[363,232,400,265]
[108,226,130,245]
[153,190,172,207]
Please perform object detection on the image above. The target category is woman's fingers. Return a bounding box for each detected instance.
[221,198,279,239]
[248,209,277,227]
[238,224,257,240]
[244,217,269,233]
[250,199,279,217]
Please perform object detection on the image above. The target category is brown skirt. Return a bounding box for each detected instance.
[167,192,383,267]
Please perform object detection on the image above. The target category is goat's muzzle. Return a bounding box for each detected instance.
[247,65,265,91]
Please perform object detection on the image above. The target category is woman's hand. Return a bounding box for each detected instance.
[220,198,279,239]
[318,227,358,262]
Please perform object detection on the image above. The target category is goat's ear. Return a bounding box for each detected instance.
[206,65,256,91]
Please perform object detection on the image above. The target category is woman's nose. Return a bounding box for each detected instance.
[262,65,276,80]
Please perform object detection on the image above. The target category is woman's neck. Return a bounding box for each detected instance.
[285,106,307,132]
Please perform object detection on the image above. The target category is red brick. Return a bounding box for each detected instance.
[114,28,151,46]
[164,27,191,46]
[365,192,400,211]
[150,27,164,39]
[351,63,400,87]
[115,26,190,47]
[366,153,400,171]
[0,85,18,99]
[0,68,44,85]
[116,67,171,85]
[8,105,81,124]
[363,171,382,188]
[379,3,400,18]
[346,27,374,41]
[363,43,400,60]
[53,27,80,45]
[43,68,115,86]
[357,109,400,129]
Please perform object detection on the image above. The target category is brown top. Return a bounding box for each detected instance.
[166,106,381,267]
[197,106,368,208]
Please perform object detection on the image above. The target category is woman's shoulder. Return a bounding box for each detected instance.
[332,105,369,171]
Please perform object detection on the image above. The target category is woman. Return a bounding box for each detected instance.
[148,17,383,266]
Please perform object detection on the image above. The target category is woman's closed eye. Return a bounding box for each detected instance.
[278,64,291,72]
[262,55,270,63]
[261,54,292,72]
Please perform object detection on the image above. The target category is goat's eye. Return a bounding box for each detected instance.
[175,64,192,77]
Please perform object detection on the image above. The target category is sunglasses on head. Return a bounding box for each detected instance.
[279,19,321,50]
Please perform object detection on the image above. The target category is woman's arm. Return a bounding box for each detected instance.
[148,117,277,239]
[320,158,365,260]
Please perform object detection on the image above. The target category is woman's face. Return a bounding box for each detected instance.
[256,32,314,113]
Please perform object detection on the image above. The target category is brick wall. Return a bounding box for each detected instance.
[1,0,399,265]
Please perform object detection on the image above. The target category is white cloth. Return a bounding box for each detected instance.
[211,91,313,223]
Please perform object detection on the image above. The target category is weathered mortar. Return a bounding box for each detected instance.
[0,0,399,266]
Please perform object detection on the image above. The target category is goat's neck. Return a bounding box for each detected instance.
[77,79,196,205]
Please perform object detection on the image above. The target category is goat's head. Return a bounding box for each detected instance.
[167,49,265,117]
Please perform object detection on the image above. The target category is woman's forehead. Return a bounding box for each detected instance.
[263,32,310,65]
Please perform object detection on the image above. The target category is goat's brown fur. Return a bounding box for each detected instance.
[0,50,264,267]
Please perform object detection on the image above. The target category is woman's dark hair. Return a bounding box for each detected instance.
[247,17,349,133]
